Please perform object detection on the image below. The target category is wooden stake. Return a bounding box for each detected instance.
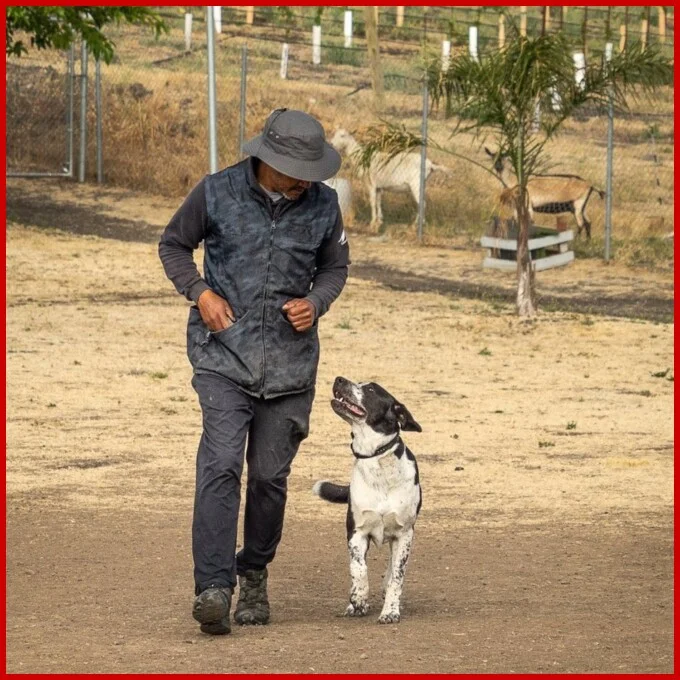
[245,7,254,25]
[396,6,404,28]
[498,14,505,48]
[520,6,527,37]
[364,6,384,112]
[658,6,666,43]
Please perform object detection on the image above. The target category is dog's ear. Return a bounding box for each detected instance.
[394,402,422,433]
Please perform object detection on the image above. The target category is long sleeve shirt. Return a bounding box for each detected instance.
[158,175,350,319]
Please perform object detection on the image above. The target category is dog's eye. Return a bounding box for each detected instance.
[367,386,375,393]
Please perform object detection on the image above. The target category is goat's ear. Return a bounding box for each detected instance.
[484,146,495,158]
[394,402,422,433]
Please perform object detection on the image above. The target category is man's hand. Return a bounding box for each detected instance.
[197,289,235,332]
[282,298,316,332]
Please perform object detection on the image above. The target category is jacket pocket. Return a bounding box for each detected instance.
[187,306,261,390]
[264,309,320,394]
[207,309,252,347]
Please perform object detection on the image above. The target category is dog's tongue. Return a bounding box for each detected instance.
[346,402,363,416]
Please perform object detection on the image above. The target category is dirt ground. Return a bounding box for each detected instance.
[5,177,674,673]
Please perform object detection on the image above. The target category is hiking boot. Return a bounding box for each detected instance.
[233,568,270,625]
[192,585,233,635]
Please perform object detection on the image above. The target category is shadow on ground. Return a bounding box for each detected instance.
[6,184,674,324]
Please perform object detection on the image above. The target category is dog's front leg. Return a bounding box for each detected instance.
[381,548,393,600]
[378,528,414,624]
[345,532,370,616]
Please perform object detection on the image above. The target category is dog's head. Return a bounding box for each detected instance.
[331,376,421,436]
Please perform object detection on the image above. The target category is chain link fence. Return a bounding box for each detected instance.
[6,7,674,264]
[6,47,77,177]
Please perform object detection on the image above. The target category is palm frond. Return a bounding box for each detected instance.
[353,123,423,171]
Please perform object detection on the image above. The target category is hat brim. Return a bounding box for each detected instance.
[243,134,342,182]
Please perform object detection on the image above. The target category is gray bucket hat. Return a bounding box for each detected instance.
[243,108,341,182]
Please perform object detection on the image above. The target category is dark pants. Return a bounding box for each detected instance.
[191,372,314,594]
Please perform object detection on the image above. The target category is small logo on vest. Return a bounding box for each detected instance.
[339,229,348,246]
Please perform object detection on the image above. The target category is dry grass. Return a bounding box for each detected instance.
[6,22,674,267]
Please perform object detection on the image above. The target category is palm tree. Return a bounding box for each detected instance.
[355,32,672,316]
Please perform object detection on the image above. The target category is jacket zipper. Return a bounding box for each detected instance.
[260,217,277,396]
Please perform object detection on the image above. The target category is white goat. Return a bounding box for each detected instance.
[485,147,604,239]
[330,128,450,231]
[322,177,355,226]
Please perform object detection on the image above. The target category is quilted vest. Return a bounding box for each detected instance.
[186,159,339,398]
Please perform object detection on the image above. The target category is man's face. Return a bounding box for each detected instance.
[269,167,311,201]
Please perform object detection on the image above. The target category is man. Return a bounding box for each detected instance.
[158,109,349,635]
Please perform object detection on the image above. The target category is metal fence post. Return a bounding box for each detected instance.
[206,6,219,174]
[78,42,88,183]
[604,42,614,262]
[417,79,428,242]
[239,44,248,158]
[66,44,75,177]
[95,58,103,184]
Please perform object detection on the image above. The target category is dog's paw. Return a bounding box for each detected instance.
[378,611,401,624]
[345,602,370,617]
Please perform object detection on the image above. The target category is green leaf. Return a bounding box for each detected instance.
[6,6,167,64]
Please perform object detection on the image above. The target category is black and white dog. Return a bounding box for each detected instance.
[313,376,422,624]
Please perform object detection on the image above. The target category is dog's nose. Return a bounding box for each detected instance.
[334,376,348,388]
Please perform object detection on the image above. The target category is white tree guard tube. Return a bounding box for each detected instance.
[184,13,192,52]
[441,39,451,72]
[469,26,479,62]
[573,51,586,90]
[280,43,289,79]
[344,11,353,48]
[312,24,321,65]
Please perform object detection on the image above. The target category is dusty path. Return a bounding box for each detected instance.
[5,177,674,673]
[6,507,673,674]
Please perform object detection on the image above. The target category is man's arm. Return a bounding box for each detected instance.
[305,211,350,318]
[158,177,234,331]
[158,177,211,303]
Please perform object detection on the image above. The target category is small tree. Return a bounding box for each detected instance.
[6,6,166,64]
[356,32,673,317]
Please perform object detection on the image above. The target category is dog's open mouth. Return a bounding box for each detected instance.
[331,395,366,418]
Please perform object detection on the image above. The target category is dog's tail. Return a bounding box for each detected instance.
[312,480,349,504]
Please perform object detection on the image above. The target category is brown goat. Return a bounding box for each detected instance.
[485,148,605,238]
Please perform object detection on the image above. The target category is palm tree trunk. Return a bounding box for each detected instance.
[515,187,537,317]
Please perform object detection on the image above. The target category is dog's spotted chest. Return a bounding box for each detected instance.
[352,454,419,545]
